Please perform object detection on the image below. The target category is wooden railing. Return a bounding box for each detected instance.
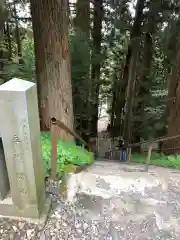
[50,118,180,178]
[50,117,91,180]
[127,133,180,171]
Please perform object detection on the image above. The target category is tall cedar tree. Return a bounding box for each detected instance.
[30,0,74,140]
[75,0,90,37]
[75,0,90,142]
[91,0,103,137]
[122,0,145,143]
[0,2,8,75]
[13,2,23,64]
[0,2,7,31]
[163,42,180,154]
[133,1,159,145]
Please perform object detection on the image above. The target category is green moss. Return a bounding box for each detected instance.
[40,131,94,177]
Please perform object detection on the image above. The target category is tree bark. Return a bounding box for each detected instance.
[0,2,7,32]
[123,47,139,143]
[122,0,145,143]
[13,3,23,64]
[122,0,146,95]
[30,0,74,140]
[163,42,180,154]
[75,0,90,37]
[133,1,159,146]
[90,0,103,137]
[133,32,153,146]
[0,2,7,79]
[5,21,12,60]
[74,0,90,142]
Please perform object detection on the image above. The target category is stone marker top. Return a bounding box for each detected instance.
[0,78,35,92]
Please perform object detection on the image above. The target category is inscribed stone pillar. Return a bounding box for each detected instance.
[0,138,10,200]
[0,78,51,221]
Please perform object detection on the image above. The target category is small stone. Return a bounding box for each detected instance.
[75,223,81,229]
[77,228,83,234]
[92,225,98,234]
[83,223,88,230]
[62,222,67,227]
[39,231,46,240]
[55,222,61,229]
[9,233,15,240]
[18,222,25,229]
[12,226,18,232]
[26,229,35,239]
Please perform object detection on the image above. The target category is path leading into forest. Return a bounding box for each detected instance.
[1,161,180,239]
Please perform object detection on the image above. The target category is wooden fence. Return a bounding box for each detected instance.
[50,117,90,180]
[50,116,180,178]
[127,134,180,171]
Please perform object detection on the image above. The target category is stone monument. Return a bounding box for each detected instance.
[0,138,10,200]
[0,78,51,223]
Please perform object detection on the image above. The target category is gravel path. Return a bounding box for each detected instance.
[1,162,180,239]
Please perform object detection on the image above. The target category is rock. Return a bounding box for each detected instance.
[18,222,25,229]
[39,231,46,240]
[9,233,15,240]
[62,222,67,227]
[26,229,35,239]
[75,223,81,229]
[12,226,18,232]
[83,222,89,230]
[55,221,61,230]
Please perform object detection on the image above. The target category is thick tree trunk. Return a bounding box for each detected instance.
[122,0,145,143]
[133,2,159,146]
[163,43,180,154]
[133,32,153,150]
[30,0,74,140]
[123,47,139,142]
[90,0,103,137]
[122,0,145,95]
[75,0,90,142]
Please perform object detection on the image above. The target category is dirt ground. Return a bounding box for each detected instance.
[1,161,180,239]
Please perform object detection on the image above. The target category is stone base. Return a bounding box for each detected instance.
[0,196,51,226]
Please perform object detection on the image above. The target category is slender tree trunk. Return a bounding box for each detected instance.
[110,76,117,130]
[0,2,7,31]
[90,0,103,137]
[13,2,23,64]
[110,74,123,137]
[30,0,74,140]
[5,21,12,60]
[0,2,7,81]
